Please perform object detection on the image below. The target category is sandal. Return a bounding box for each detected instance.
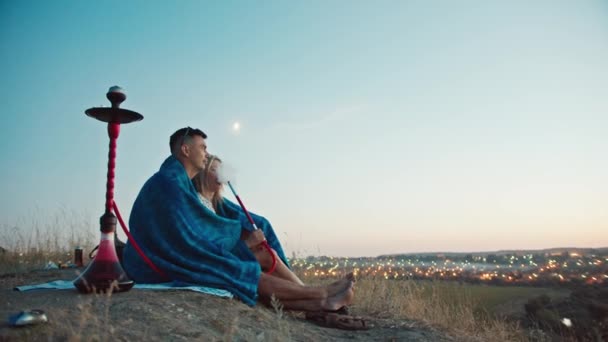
[326,306,350,315]
[305,311,371,330]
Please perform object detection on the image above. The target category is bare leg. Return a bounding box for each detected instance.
[272,258,305,285]
[257,273,354,311]
[258,273,325,300]
[252,246,305,286]
[275,280,354,311]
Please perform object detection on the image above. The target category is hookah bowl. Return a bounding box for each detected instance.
[73,86,143,294]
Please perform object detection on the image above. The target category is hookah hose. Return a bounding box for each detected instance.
[113,201,170,280]
[227,181,277,274]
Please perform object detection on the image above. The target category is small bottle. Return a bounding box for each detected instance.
[74,247,84,267]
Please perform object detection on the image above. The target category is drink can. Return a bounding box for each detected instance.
[74,247,84,267]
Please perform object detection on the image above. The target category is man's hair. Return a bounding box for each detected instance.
[169,127,208,153]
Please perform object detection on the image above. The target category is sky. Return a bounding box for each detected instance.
[1,1,607,257]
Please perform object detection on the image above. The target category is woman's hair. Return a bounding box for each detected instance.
[193,154,224,210]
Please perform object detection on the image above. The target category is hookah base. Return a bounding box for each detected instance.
[73,260,135,294]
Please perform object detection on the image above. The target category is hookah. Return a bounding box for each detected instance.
[225,181,277,274]
[73,86,143,293]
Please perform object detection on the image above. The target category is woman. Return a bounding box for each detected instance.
[193,154,305,286]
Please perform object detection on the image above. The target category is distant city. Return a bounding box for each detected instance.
[290,248,608,286]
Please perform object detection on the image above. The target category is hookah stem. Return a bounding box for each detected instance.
[112,201,169,280]
[105,122,120,214]
[105,122,169,279]
[226,181,277,274]
[227,182,256,228]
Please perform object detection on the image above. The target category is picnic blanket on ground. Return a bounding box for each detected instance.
[14,280,232,298]
[123,156,288,306]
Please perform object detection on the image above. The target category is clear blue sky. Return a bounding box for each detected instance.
[1,1,607,257]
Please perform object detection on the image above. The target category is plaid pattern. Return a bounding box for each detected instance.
[218,199,291,268]
[123,156,261,306]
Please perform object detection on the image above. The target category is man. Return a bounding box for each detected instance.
[169,126,209,179]
[123,127,354,311]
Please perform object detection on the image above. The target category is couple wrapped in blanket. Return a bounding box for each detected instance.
[123,127,359,321]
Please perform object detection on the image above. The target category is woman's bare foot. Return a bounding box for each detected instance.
[322,281,354,311]
[327,272,355,296]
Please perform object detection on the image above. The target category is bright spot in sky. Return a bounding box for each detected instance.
[232,121,241,132]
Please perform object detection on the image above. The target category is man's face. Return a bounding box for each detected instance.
[186,135,208,172]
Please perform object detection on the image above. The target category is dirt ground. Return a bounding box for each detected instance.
[0,269,454,341]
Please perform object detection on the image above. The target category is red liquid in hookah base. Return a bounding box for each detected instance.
[74,233,134,293]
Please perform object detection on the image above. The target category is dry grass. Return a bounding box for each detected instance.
[0,209,96,273]
[300,274,533,342]
[1,211,544,341]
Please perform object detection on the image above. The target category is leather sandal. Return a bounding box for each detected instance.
[305,311,371,330]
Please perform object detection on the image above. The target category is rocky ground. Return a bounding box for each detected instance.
[0,269,454,341]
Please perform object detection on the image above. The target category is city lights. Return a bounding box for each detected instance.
[289,251,608,286]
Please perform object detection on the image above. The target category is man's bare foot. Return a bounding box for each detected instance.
[322,281,354,311]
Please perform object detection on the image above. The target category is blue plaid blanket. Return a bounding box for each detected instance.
[218,198,290,267]
[123,156,288,306]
